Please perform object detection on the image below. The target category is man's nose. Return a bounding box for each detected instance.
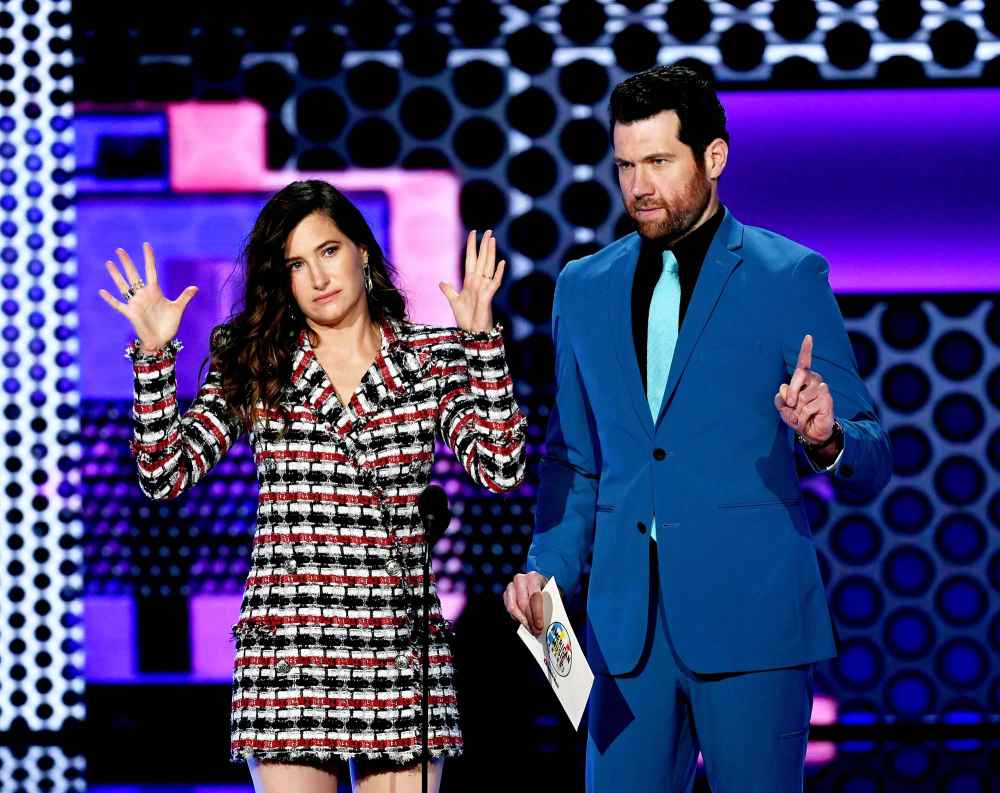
[632,167,654,198]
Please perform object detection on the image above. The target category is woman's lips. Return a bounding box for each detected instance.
[314,290,341,304]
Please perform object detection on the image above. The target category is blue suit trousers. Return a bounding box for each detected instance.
[586,541,814,793]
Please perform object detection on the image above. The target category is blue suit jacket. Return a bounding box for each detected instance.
[527,210,891,676]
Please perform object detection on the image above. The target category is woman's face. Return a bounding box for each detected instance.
[284,211,369,328]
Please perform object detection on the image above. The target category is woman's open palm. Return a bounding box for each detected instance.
[440,229,505,333]
[98,243,198,353]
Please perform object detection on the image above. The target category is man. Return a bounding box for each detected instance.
[503,66,891,792]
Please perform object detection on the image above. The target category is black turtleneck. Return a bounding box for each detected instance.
[631,205,726,393]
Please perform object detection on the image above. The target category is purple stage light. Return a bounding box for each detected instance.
[720,88,1000,293]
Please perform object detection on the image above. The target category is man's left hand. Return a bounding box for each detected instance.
[774,334,836,444]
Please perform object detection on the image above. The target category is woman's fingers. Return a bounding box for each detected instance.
[175,285,199,310]
[475,229,491,277]
[483,235,497,279]
[142,242,158,287]
[105,259,131,295]
[116,247,143,287]
[492,259,505,286]
[98,288,128,315]
[464,230,477,285]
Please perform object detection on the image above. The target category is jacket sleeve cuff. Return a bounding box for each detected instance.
[125,337,183,363]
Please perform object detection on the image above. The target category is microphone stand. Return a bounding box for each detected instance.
[421,529,431,793]
[417,486,449,793]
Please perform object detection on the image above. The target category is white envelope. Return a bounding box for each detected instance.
[517,577,594,730]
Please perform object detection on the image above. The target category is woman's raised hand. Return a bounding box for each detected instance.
[98,242,198,353]
[440,229,506,333]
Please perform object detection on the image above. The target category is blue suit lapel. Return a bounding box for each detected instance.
[655,211,744,428]
[606,234,654,439]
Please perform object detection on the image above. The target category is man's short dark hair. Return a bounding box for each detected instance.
[609,65,730,164]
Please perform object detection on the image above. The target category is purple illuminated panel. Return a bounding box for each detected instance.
[719,88,1000,293]
[74,111,169,193]
[83,596,136,682]
[76,192,388,399]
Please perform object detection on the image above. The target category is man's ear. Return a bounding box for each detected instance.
[705,138,729,180]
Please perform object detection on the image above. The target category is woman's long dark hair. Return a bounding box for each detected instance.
[214,179,407,428]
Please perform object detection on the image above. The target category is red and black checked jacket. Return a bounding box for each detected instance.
[128,318,527,507]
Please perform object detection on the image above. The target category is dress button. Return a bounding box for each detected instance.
[263,458,278,473]
[275,660,291,674]
[394,655,410,670]
[386,560,402,576]
[284,558,298,573]
[653,448,666,461]
[637,521,647,534]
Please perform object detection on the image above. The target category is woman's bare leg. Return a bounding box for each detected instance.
[350,758,443,793]
[248,757,341,793]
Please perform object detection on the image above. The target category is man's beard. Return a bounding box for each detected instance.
[629,171,712,245]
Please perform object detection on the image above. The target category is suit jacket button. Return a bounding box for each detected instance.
[637,521,647,534]
[840,464,854,478]
[653,448,666,461]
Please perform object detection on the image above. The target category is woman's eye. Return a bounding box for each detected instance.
[289,260,303,270]
[323,246,338,256]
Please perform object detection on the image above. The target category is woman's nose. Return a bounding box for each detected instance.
[308,260,330,289]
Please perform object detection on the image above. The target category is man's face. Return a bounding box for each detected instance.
[613,110,714,243]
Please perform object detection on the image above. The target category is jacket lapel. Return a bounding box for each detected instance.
[352,317,431,417]
[288,330,354,437]
[655,210,744,427]
[607,234,654,439]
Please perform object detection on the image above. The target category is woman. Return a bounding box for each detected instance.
[98,180,527,793]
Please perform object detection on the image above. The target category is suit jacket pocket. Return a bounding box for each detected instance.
[595,503,616,513]
[718,497,801,510]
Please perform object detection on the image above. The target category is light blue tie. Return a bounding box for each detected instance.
[646,249,681,543]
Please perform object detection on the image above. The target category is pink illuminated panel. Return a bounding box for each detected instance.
[167,101,461,326]
[189,595,242,682]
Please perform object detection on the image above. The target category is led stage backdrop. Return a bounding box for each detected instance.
[72,92,1000,732]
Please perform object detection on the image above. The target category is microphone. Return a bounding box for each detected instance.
[417,484,451,547]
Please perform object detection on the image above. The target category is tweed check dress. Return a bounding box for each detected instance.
[127,317,527,765]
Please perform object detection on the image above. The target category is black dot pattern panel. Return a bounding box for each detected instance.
[813,298,1000,721]
[0,747,86,792]
[0,0,84,733]
[64,3,1000,726]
